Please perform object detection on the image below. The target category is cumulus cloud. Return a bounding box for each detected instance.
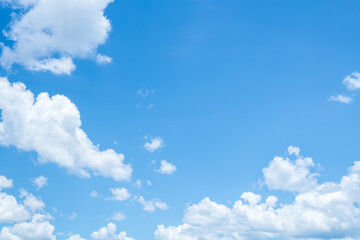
[0,214,55,240]
[144,137,165,152]
[328,95,353,104]
[135,196,168,212]
[19,188,45,213]
[0,77,132,181]
[157,160,177,175]
[67,235,86,240]
[32,176,47,190]
[0,192,30,223]
[109,188,131,201]
[91,223,134,240]
[0,0,114,74]
[155,149,360,240]
[0,175,13,190]
[343,72,360,90]
[262,154,318,193]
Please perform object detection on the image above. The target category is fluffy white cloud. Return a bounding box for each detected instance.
[262,155,318,192]
[155,150,360,240]
[0,0,114,74]
[109,188,131,201]
[0,192,30,223]
[329,95,353,104]
[0,175,13,190]
[144,137,165,152]
[287,145,300,157]
[157,160,177,175]
[0,214,55,240]
[91,223,134,240]
[343,72,360,90]
[32,176,47,190]
[135,196,168,212]
[0,77,132,181]
[19,189,45,213]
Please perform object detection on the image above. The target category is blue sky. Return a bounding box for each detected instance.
[1,0,360,239]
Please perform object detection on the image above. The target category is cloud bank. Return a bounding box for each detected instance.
[155,147,360,240]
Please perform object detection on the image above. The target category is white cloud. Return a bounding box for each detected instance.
[0,178,48,224]
[110,188,131,201]
[96,54,112,64]
[91,223,134,240]
[157,160,177,175]
[0,175,13,190]
[343,72,360,90]
[155,149,360,240]
[287,145,301,157]
[69,212,77,220]
[109,212,126,221]
[0,214,55,240]
[0,0,114,74]
[67,235,86,240]
[135,196,168,212]
[0,192,30,223]
[146,180,152,186]
[19,189,45,213]
[144,137,165,152]
[90,190,98,198]
[0,77,132,181]
[329,95,353,104]
[32,176,47,190]
[137,88,154,98]
[262,155,318,193]
[135,179,142,187]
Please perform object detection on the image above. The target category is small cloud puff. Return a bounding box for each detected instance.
[144,137,165,152]
[32,176,48,190]
[157,160,177,175]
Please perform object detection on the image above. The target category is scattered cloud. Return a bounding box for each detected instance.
[109,212,126,222]
[19,188,45,213]
[328,95,353,104]
[0,0,114,74]
[32,175,48,190]
[91,222,135,240]
[157,160,177,175]
[147,180,152,186]
[343,72,360,90]
[90,190,98,198]
[0,77,132,181]
[0,175,13,190]
[144,137,165,152]
[96,54,113,64]
[137,88,154,98]
[287,145,300,157]
[69,212,77,220]
[135,196,168,212]
[155,148,360,240]
[109,188,131,201]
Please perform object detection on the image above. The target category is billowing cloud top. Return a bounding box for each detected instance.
[0,77,132,181]
[0,0,114,74]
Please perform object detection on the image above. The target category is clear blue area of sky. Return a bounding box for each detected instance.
[1,0,360,239]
